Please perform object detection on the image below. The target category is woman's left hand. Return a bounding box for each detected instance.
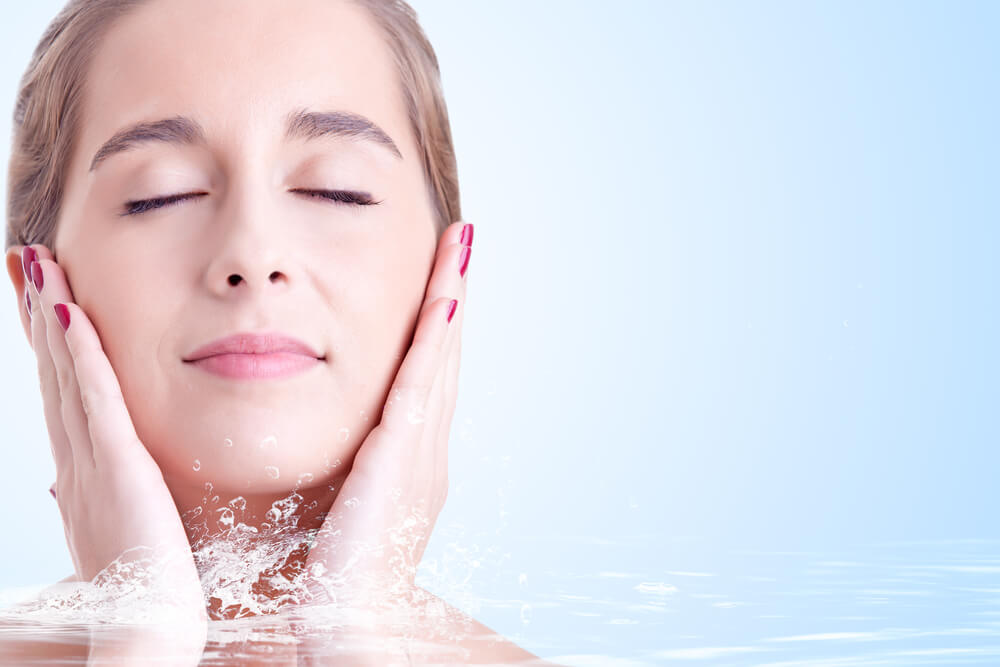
[303,220,472,611]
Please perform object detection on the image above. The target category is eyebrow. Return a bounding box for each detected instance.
[88,108,403,172]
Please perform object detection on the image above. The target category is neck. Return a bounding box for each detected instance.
[164,470,350,614]
[166,471,349,542]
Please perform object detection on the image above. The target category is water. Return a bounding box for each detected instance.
[2,532,999,664]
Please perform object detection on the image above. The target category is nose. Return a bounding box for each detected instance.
[202,186,293,296]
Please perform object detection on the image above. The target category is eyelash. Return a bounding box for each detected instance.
[120,189,381,217]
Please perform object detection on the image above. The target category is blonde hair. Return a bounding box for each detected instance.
[5,0,461,251]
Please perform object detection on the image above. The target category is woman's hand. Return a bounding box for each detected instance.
[21,245,205,619]
[303,221,472,611]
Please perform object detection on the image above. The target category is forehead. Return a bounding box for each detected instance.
[77,0,411,168]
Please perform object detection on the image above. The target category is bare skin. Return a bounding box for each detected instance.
[2,0,550,662]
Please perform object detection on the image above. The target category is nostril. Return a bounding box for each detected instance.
[227,275,241,286]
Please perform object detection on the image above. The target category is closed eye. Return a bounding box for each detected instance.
[119,189,382,217]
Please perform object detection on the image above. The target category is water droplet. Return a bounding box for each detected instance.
[520,603,532,625]
[229,496,247,511]
[265,466,280,479]
[259,435,278,450]
[360,410,368,422]
[265,508,280,523]
[339,427,350,442]
[216,507,234,530]
[210,495,219,504]
[297,472,314,485]
[192,459,201,471]
[204,482,213,494]
[407,405,426,424]
[344,496,361,509]
[223,437,234,448]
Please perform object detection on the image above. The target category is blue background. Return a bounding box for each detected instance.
[1,1,998,662]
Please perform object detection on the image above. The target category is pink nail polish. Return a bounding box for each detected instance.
[446,299,457,323]
[460,223,474,246]
[54,303,71,332]
[459,246,471,278]
[49,487,56,500]
[31,261,43,293]
[22,246,37,281]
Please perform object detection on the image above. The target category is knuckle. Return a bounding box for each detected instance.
[79,386,118,417]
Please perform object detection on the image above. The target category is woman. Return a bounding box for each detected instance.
[3,0,541,662]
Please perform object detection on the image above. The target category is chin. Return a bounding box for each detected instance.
[148,422,359,492]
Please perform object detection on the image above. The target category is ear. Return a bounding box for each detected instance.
[6,245,33,349]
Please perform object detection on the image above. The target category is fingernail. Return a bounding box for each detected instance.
[460,223,474,247]
[54,303,71,331]
[50,487,56,499]
[25,289,32,316]
[30,260,43,293]
[21,246,37,281]
[446,299,457,323]
[459,246,471,278]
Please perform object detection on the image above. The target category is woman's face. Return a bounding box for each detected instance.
[48,0,437,494]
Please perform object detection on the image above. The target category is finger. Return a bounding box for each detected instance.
[58,301,148,471]
[421,281,464,469]
[378,296,456,443]
[432,225,471,475]
[434,304,464,486]
[26,248,74,479]
[417,221,470,325]
[31,256,96,469]
[415,220,469,456]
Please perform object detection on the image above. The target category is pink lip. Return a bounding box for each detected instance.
[183,332,324,380]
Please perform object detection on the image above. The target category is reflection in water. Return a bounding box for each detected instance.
[3,535,1000,664]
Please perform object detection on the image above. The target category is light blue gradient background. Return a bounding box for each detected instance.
[1,1,997,661]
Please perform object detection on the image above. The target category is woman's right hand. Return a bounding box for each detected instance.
[21,245,206,620]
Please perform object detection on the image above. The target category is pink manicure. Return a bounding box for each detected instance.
[54,303,71,332]
[446,299,457,323]
[21,246,37,281]
[460,223,474,246]
[459,246,471,278]
[30,261,43,293]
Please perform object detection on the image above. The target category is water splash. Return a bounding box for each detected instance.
[192,459,201,472]
[264,466,280,480]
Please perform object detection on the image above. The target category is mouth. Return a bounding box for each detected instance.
[183,331,325,380]
[185,352,323,380]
